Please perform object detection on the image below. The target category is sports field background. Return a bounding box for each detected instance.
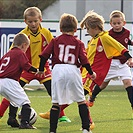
[0,85,133,133]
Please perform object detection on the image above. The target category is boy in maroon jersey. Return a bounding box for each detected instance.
[37,13,96,133]
[88,10,133,116]
[0,33,38,129]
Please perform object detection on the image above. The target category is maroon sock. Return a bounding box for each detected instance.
[59,104,69,118]
[0,98,10,117]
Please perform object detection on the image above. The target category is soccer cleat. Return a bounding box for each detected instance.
[90,122,95,130]
[58,116,71,122]
[7,117,19,127]
[82,129,92,133]
[80,122,95,131]
[88,96,96,107]
[19,123,37,129]
[39,111,50,119]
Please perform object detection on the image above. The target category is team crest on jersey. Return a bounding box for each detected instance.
[97,45,103,52]
[124,38,128,43]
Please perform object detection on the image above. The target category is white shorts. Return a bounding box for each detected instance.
[51,64,85,105]
[104,59,132,82]
[0,78,30,107]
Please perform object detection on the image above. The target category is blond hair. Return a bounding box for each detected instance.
[110,10,125,22]
[13,33,29,46]
[60,13,78,32]
[80,10,105,31]
[23,7,42,20]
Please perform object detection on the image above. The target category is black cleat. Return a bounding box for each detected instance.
[19,123,37,129]
[7,117,19,127]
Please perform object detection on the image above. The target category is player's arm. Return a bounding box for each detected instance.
[123,51,132,59]
[38,39,54,71]
[35,56,48,77]
[28,66,38,72]
[123,51,133,67]
[38,56,48,71]
[128,39,133,46]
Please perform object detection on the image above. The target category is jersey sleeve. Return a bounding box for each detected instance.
[40,39,54,59]
[101,34,128,59]
[78,42,89,65]
[42,28,53,44]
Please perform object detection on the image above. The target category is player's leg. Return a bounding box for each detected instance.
[84,89,94,130]
[2,81,26,127]
[78,101,92,133]
[49,103,60,133]
[39,80,51,119]
[0,98,10,118]
[7,104,19,127]
[122,79,133,116]
[58,104,71,122]
[0,72,22,119]
[88,81,109,107]
[19,104,36,129]
[119,63,133,117]
[1,78,35,129]
[40,80,71,122]
[7,79,26,127]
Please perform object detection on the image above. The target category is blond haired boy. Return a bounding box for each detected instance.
[88,10,133,118]
[80,10,133,109]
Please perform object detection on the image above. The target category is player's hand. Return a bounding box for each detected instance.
[35,70,45,78]
[90,72,96,80]
[127,58,133,67]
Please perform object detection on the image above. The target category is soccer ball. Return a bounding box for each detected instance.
[18,107,37,125]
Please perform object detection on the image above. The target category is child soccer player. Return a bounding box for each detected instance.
[0,33,38,129]
[37,13,96,133]
[80,10,133,113]
[0,6,70,127]
[88,10,133,115]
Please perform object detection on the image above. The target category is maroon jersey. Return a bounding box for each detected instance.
[0,47,31,81]
[109,27,130,64]
[41,34,89,67]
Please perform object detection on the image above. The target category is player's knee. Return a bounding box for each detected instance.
[77,101,86,105]
[22,104,31,110]
[51,104,60,110]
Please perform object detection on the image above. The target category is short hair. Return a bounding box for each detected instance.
[80,10,105,31]
[23,6,42,20]
[60,13,78,32]
[13,33,29,46]
[110,10,125,22]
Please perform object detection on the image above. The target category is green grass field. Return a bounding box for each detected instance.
[0,85,133,133]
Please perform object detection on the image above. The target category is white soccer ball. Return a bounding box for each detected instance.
[18,107,37,125]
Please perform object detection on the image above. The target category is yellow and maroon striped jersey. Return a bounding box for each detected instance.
[20,25,53,68]
[82,31,128,92]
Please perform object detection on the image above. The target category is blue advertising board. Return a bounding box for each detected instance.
[0,28,23,57]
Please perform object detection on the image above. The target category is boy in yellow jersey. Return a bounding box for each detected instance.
[87,10,133,118]
[80,10,133,123]
[0,7,70,127]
